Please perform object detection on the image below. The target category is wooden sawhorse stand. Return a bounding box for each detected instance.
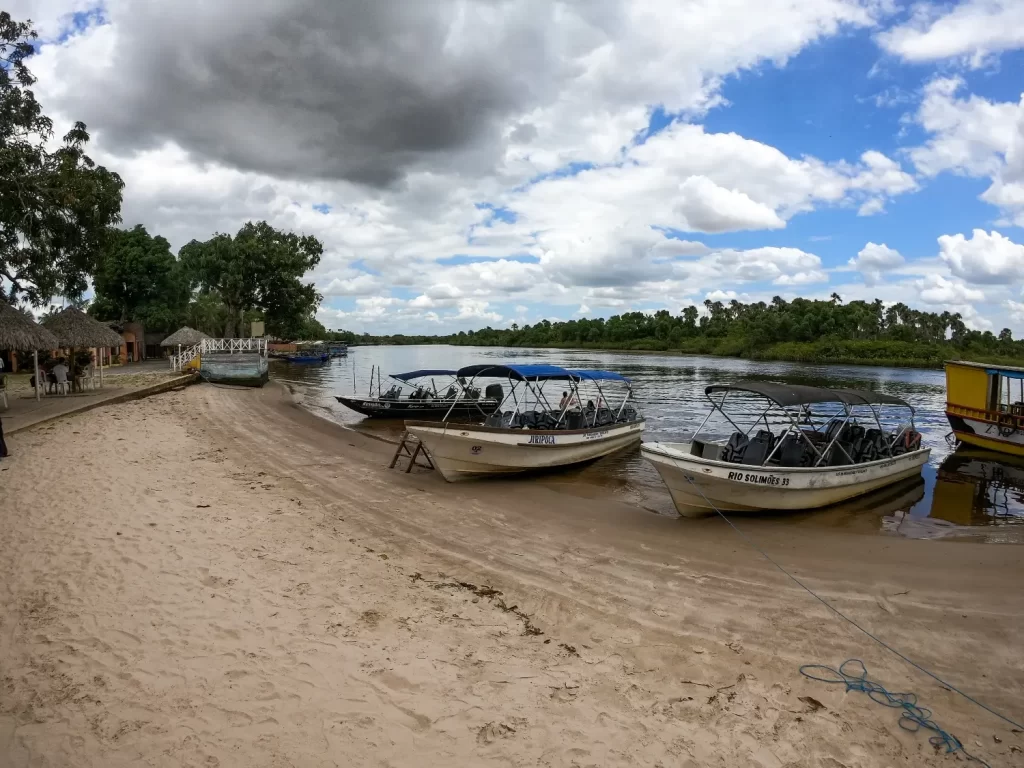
[389,431,435,473]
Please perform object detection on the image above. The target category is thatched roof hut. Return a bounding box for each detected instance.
[42,307,124,348]
[161,326,211,347]
[0,301,59,350]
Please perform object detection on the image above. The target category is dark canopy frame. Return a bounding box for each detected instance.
[705,381,913,412]
[392,369,458,382]
[698,380,918,468]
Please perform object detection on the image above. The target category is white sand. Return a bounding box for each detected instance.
[1,384,1021,767]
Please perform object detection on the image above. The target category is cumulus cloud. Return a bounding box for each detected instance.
[1007,299,1024,324]
[938,229,1024,284]
[876,0,1024,67]
[849,242,905,285]
[909,78,1024,225]
[916,274,985,305]
[672,176,785,232]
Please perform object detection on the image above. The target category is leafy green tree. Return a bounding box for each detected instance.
[0,12,124,305]
[179,221,323,337]
[89,225,190,331]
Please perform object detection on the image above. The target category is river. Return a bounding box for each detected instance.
[271,345,1024,543]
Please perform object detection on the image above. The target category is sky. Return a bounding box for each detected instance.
[11,0,1024,335]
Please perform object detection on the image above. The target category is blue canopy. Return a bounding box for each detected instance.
[988,368,1024,381]
[392,369,457,382]
[567,369,631,383]
[456,363,574,381]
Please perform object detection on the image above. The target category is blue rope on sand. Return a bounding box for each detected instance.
[800,660,991,767]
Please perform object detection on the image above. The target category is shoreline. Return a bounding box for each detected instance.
[1,382,1021,766]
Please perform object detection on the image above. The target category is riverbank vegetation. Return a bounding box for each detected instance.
[339,297,1024,368]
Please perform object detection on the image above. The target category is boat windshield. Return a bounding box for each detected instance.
[689,381,920,468]
[445,363,640,429]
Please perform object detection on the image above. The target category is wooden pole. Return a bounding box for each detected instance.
[99,347,104,388]
[33,350,40,401]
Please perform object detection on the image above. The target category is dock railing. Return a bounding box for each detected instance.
[170,338,268,372]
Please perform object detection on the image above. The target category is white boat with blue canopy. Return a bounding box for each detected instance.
[335,366,501,419]
[404,363,645,481]
[642,381,930,517]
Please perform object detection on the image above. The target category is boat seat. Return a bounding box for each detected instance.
[484,383,504,402]
[617,406,637,423]
[595,408,615,426]
[776,434,814,467]
[565,411,585,430]
[539,411,560,430]
[740,430,774,466]
[500,411,522,428]
[824,419,845,445]
[723,432,749,463]
[826,441,855,465]
[484,412,503,428]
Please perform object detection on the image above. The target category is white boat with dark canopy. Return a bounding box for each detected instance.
[642,381,929,517]
[405,363,645,481]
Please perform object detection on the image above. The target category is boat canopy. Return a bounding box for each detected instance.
[456,363,575,381]
[567,369,631,383]
[456,363,632,383]
[705,381,913,410]
[392,369,458,382]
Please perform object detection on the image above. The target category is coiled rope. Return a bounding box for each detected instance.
[800,660,991,767]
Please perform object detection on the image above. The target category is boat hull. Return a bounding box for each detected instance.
[946,412,1024,457]
[335,395,499,419]
[641,442,930,517]
[405,419,646,481]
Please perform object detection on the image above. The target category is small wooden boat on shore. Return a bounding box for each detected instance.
[642,382,929,517]
[336,367,500,419]
[945,360,1024,456]
[405,363,645,481]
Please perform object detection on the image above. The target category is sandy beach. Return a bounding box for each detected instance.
[1,382,1022,767]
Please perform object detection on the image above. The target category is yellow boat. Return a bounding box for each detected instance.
[945,360,1024,456]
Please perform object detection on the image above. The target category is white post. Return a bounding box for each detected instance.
[177,344,181,372]
[33,349,40,401]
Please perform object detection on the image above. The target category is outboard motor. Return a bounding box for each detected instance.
[484,383,504,402]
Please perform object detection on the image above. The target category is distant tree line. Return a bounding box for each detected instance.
[343,296,1024,368]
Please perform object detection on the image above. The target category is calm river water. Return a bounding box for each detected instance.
[272,345,1024,543]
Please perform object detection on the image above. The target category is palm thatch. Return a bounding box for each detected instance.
[161,326,211,347]
[42,307,124,348]
[0,301,59,350]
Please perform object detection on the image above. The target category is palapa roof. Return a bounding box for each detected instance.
[42,307,124,348]
[160,326,211,347]
[0,301,59,351]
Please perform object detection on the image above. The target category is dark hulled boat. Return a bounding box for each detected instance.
[335,368,500,420]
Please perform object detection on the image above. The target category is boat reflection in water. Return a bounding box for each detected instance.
[895,448,1024,537]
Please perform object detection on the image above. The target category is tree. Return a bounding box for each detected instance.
[0,13,124,305]
[179,221,323,337]
[89,225,190,331]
